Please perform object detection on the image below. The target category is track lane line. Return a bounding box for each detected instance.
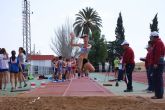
[62,79,73,96]
[89,78,111,96]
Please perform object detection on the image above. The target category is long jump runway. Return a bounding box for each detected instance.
[20,77,113,97]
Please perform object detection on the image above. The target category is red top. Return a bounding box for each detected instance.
[122,47,135,65]
[145,48,153,68]
[152,38,165,65]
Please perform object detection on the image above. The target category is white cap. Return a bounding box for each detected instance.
[121,40,129,46]
[150,31,159,37]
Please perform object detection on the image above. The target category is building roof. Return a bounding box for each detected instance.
[28,55,55,61]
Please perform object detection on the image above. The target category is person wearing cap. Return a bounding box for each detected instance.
[70,32,93,77]
[150,31,165,99]
[121,40,135,92]
[140,41,154,93]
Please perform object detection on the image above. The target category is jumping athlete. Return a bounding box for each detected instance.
[70,32,93,77]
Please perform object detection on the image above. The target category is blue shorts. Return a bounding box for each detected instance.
[10,71,19,74]
[67,67,71,72]
[19,64,25,72]
[0,69,8,72]
[57,67,63,73]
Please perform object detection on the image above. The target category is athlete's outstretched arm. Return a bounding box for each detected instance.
[70,32,81,47]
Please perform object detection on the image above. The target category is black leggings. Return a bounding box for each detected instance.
[125,64,135,90]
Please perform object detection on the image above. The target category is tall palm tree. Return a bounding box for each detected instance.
[73,7,102,37]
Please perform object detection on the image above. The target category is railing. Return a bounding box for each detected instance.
[27,65,54,75]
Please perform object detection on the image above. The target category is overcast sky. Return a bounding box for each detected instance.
[0,0,165,62]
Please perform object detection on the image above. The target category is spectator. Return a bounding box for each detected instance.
[121,40,135,92]
[150,31,165,99]
[9,50,20,92]
[18,47,27,88]
[118,56,123,81]
[114,57,120,80]
[1,48,9,91]
[140,41,154,93]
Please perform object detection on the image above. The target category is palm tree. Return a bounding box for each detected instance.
[73,7,102,37]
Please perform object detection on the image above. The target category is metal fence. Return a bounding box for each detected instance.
[28,65,54,75]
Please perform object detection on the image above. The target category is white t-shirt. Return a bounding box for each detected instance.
[18,53,26,64]
[118,59,123,70]
[0,54,9,69]
[118,63,122,70]
[0,54,3,69]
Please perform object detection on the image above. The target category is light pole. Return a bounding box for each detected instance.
[22,0,32,58]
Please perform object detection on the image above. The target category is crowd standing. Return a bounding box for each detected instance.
[0,47,27,92]
[118,31,164,99]
[51,56,95,81]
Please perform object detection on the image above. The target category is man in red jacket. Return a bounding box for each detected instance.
[150,31,165,99]
[121,41,135,92]
[140,41,154,93]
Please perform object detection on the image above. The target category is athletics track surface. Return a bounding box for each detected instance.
[1,72,165,99]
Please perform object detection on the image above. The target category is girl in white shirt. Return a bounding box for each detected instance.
[1,48,9,90]
[0,48,3,90]
[18,47,27,88]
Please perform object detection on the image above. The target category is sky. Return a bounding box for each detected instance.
[0,0,165,62]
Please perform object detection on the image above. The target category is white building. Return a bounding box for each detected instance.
[28,55,55,75]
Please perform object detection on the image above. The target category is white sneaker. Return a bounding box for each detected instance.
[142,89,148,92]
[147,90,153,93]
[3,88,7,91]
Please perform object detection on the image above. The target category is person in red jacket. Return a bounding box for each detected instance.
[140,41,154,93]
[150,31,165,99]
[121,41,135,92]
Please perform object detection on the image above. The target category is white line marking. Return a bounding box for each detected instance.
[89,78,110,96]
[62,79,73,96]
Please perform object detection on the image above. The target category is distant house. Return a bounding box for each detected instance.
[28,55,55,67]
[134,62,146,72]
[28,55,55,75]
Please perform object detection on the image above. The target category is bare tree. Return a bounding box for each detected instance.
[50,19,79,58]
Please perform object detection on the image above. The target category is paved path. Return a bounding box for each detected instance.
[133,72,165,87]
[100,72,165,87]
[89,72,165,98]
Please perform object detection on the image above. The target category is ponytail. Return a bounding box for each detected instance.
[11,50,16,61]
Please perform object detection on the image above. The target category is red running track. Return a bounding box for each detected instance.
[133,72,165,87]
[20,77,113,96]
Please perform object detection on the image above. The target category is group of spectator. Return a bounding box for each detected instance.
[0,47,27,92]
[113,31,164,99]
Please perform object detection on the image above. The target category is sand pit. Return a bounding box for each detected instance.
[0,96,165,110]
